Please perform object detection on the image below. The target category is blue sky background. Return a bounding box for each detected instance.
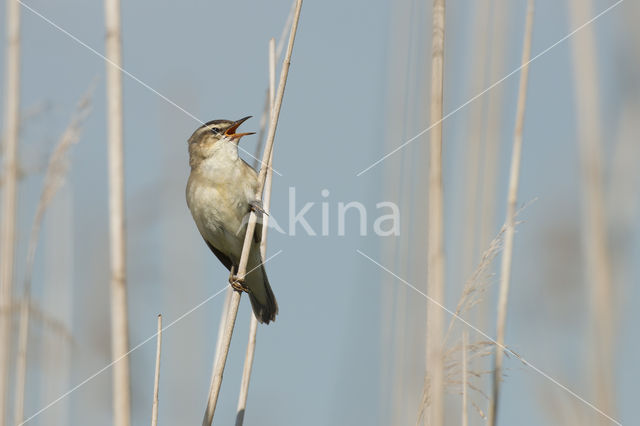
[0,0,638,425]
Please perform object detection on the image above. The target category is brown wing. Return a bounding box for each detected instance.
[205,239,234,271]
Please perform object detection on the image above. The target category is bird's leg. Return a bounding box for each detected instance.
[228,265,250,293]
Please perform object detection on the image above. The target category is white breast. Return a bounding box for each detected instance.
[187,140,256,262]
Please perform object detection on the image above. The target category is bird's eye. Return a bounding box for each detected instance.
[210,127,221,134]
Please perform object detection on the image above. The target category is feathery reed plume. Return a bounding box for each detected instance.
[202,2,303,424]
[445,222,508,343]
[0,1,21,422]
[151,315,162,426]
[13,86,93,426]
[489,2,535,424]
[568,0,616,419]
[104,0,131,424]
[418,215,514,424]
[235,37,277,426]
[424,0,446,424]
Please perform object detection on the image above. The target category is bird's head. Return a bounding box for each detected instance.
[188,116,255,167]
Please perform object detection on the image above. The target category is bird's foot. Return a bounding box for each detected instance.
[230,278,251,293]
[228,267,250,293]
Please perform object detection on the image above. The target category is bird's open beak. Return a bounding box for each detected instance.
[225,116,255,140]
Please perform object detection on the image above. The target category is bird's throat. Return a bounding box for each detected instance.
[197,140,240,178]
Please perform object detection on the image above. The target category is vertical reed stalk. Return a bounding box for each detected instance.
[263,37,277,253]
[461,0,491,285]
[461,330,468,426]
[478,0,509,273]
[568,0,615,419]
[384,2,416,422]
[235,38,277,426]
[151,315,162,426]
[213,288,233,367]
[0,1,21,423]
[202,2,303,424]
[13,299,29,425]
[105,0,131,424]
[234,315,258,426]
[425,0,446,424]
[213,0,294,374]
[489,2,534,425]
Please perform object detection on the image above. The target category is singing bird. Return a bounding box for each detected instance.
[186,116,278,324]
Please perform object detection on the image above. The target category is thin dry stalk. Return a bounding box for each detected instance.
[213,288,233,367]
[462,330,468,426]
[213,2,294,372]
[202,2,303,424]
[263,36,277,254]
[0,1,21,422]
[234,37,277,426]
[384,2,418,422]
[151,315,162,426]
[203,290,241,426]
[105,0,131,424]
[461,0,491,284]
[479,0,509,259]
[424,0,446,425]
[489,2,534,425]
[252,96,271,164]
[13,89,93,425]
[235,316,257,426]
[476,10,510,403]
[251,0,294,162]
[13,298,28,425]
[568,0,616,419]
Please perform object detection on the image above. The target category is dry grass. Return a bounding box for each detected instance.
[424,0,446,424]
[568,0,616,419]
[489,2,535,424]
[419,217,514,425]
[461,0,491,284]
[0,1,22,422]
[235,36,278,426]
[104,0,132,423]
[202,2,303,424]
[151,315,162,426]
[212,1,295,385]
[13,86,93,425]
[479,0,510,263]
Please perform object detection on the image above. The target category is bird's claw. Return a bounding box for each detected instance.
[230,277,250,293]
[228,266,250,293]
[249,200,268,216]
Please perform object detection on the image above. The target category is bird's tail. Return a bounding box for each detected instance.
[245,248,278,324]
